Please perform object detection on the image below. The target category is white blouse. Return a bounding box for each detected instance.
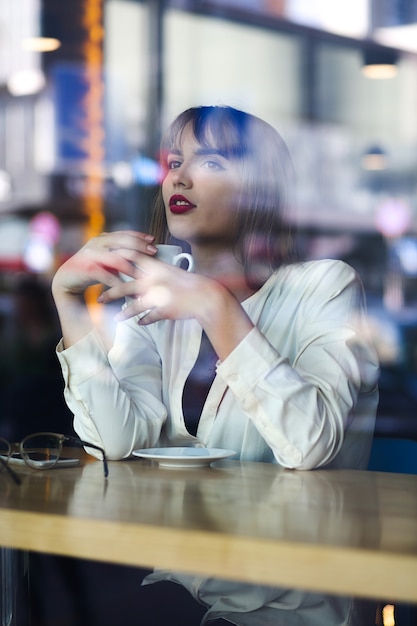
[56,259,379,470]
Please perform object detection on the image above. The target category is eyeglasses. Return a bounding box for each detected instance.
[0,432,109,485]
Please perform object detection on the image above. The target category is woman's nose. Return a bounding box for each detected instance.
[172,164,192,188]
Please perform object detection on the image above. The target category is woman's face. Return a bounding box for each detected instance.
[161,124,243,248]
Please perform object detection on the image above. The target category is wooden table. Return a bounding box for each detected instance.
[0,457,417,603]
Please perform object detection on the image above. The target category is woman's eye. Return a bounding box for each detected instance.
[202,159,224,171]
[168,159,182,170]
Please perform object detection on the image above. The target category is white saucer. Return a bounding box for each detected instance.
[132,447,236,469]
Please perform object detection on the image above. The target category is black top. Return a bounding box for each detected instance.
[182,332,218,436]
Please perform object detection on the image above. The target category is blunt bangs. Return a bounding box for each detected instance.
[162,106,253,160]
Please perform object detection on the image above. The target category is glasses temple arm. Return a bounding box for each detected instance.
[71,438,109,478]
[0,457,21,485]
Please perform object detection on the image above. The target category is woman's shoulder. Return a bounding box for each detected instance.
[266,258,361,299]
[286,257,354,274]
[278,259,358,283]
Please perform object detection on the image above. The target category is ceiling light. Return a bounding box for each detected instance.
[362,48,398,79]
[21,37,61,52]
[7,69,46,96]
[361,146,388,170]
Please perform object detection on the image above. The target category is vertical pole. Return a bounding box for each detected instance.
[301,35,317,123]
[145,0,164,159]
[1,548,16,626]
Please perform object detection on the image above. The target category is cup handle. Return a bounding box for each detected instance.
[173,253,194,272]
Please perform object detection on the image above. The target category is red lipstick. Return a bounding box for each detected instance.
[169,194,196,214]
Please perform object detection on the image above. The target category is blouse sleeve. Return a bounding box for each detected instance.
[56,323,167,459]
[215,260,379,469]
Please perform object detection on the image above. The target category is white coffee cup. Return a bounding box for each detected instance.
[119,244,194,284]
[119,245,194,320]
[155,244,194,272]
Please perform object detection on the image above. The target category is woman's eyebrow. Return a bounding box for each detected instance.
[194,148,226,157]
[167,147,226,157]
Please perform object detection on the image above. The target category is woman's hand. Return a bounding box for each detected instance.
[99,254,255,361]
[51,230,157,349]
[52,230,157,298]
[99,253,209,323]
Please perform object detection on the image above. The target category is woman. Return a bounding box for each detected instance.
[52,105,379,470]
[51,105,379,625]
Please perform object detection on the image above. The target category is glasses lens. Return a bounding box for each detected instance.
[21,433,61,469]
[0,438,11,471]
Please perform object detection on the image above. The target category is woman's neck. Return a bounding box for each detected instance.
[190,245,255,302]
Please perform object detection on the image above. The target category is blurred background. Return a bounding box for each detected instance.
[2,2,417,624]
[1,0,417,441]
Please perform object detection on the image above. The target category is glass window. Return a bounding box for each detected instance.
[163,9,302,130]
[105,0,150,159]
[316,42,417,146]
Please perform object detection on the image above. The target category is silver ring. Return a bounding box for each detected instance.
[137,308,152,321]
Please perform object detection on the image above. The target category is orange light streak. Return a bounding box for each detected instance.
[80,0,105,315]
